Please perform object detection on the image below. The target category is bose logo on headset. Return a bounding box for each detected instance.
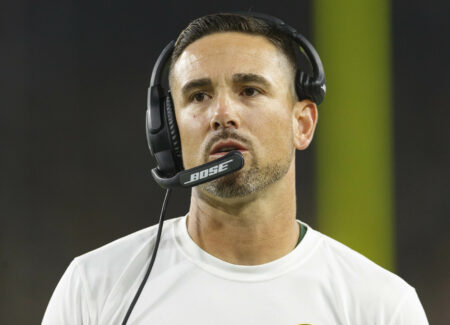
[183,159,233,185]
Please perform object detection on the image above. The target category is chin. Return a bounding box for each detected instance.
[199,155,292,199]
[199,169,258,198]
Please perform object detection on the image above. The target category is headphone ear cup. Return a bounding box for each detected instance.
[309,80,326,105]
[295,70,325,104]
[164,93,183,170]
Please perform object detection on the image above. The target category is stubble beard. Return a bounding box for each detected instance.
[199,146,294,198]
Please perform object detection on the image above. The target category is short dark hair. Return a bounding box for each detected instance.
[169,13,298,81]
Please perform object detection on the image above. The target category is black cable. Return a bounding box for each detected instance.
[121,188,172,325]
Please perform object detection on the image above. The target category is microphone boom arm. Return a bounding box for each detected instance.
[151,150,245,189]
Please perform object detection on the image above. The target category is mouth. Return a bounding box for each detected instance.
[209,140,248,157]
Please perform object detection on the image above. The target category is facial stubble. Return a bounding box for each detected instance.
[199,133,295,198]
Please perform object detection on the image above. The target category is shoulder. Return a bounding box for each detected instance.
[315,229,406,285]
[313,228,410,294]
[76,221,160,272]
[305,226,427,323]
[59,217,181,318]
[74,216,181,284]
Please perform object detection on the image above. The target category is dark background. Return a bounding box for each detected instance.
[1,0,448,323]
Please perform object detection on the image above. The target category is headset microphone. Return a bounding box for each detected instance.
[151,150,244,189]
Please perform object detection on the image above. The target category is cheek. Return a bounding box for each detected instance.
[176,110,197,139]
[176,111,209,164]
[245,107,293,155]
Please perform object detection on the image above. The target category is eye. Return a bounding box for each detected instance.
[241,87,260,97]
[191,92,209,103]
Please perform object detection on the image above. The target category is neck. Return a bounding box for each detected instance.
[186,160,299,265]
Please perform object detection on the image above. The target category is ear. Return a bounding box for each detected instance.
[292,99,318,150]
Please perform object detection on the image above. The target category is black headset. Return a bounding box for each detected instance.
[145,12,326,188]
[122,12,326,324]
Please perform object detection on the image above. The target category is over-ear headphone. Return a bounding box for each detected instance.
[145,12,326,186]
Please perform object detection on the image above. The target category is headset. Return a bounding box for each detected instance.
[122,12,326,324]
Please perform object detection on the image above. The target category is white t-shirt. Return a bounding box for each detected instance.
[42,216,428,324]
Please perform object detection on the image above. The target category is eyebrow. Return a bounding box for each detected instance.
[181,78,212,97]
[180,73,272,98]
[232,73,271,89]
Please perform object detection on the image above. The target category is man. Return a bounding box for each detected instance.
[43,13,428,324]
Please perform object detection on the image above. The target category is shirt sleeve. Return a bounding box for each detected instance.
[389,287,429,325]
[42,259,92,325]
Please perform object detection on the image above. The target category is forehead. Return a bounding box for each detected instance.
[170,32,292,90]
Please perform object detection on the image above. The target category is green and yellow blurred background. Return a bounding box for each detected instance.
[1,0,448,323]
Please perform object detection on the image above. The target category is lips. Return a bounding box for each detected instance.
[210,140,248,155]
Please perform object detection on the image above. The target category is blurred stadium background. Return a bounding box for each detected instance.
[1,0,448,323]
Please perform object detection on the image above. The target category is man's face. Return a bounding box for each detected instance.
[170,32,298,198]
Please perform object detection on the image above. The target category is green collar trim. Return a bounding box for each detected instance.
[296,222,308,247]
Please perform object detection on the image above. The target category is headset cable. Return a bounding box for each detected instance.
[121,188,171,325]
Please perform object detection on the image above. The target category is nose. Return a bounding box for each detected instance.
[209,93,241,130]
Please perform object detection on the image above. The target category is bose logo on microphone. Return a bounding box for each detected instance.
[184,159,233,185]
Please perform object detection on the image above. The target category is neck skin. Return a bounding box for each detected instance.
[186,157,299,266]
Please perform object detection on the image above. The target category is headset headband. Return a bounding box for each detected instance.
[150,12,326,106]
[235,11,326,92]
